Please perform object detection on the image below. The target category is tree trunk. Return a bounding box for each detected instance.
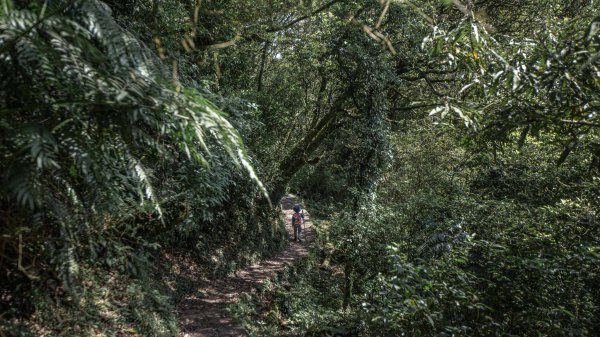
[257,41,269,92]
[268,92,349,201]
[342,263,354,310]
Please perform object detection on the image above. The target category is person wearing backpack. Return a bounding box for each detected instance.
[291,204,305,242]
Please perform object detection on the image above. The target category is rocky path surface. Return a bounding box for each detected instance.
[178,195,314,337]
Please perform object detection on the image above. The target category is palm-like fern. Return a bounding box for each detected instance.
[0,0,262,300]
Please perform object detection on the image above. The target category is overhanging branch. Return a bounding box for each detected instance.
[267,0,343,33]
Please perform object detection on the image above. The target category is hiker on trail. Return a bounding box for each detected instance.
[292,204,304,242]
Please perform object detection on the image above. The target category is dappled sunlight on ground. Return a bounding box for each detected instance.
[178,195,314,337]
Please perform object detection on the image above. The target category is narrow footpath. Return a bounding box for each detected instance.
[178,195,314,337]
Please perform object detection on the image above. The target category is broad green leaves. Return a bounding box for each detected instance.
[422,5,600,166]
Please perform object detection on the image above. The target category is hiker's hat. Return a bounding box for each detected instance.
[293,204,301,213]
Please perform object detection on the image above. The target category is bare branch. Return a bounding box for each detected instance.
[560,119,600,127]
[206,33,241,50]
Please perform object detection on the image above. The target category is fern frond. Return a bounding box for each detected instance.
[0,0,264,298]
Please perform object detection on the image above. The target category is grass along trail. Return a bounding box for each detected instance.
[178,195,314,337]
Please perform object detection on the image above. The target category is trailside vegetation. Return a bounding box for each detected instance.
[1,0,599,336]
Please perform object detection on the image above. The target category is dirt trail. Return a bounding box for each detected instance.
[178,195,314,337]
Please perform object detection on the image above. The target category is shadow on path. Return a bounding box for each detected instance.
[178,195,314,337]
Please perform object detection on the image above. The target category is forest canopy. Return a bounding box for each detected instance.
[1,0,598,336]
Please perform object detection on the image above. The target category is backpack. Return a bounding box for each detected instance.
[292,212,303,226]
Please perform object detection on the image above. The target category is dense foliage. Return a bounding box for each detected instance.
[235,123,599,336]
[1,0,599,336]
[1,0,281,335]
